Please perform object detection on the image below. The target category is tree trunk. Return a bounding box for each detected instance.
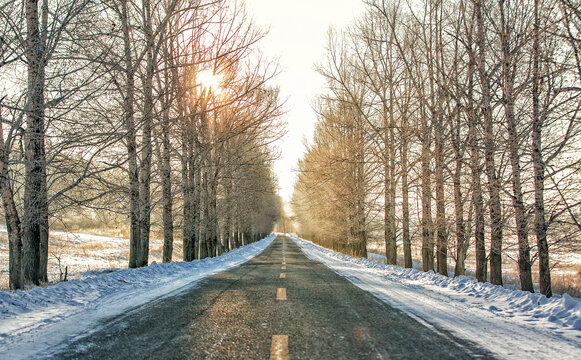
[466,33,487,282]
[401,133,412,268]
[435,110,447,276]
[39,201,48,283]
[121,0,140,269]
[137,0,154,268]
[421,114,434,272]
[499,0,533,292]
[532,0,551,297]
[0,115,23,289]
[470,130,487,282]
[452,163,467,277]
[383,104,396,264]
[202,165,212,257]
[433,4,447,276]
[210,169,219,257]
[161,111,173,263]
[384,163,396,264]
[4,196,23,289]
[158,0,179,264]
[181,124,193,261]
[195,153,205,259]
[474,0,503,285]
[22,0,48,285]
[388,105,397,263]
[224,162,233,250]
[233,220,240,249]
[356,134,367,259]
[452,111,467,277]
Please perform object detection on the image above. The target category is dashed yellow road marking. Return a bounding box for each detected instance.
[280,273,286,279]
[270,335,289,360]
[281,265,286,270]
[276,288,287,300]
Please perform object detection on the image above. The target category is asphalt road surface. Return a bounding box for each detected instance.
[50,235,495,359]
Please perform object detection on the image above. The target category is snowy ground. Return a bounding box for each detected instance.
[0,225,173,290]
[0,234,276,359]
[292,236,581,359]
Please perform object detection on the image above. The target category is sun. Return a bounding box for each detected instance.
[197,70,223,94]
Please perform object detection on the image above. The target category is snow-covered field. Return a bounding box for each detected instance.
[0,225,172,290]
[292,236,581,359]
[0,234,276,359]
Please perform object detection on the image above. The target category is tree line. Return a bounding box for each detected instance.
[0,0,284,290]
[292,0,581,297]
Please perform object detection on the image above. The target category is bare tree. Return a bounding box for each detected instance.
[496,0,534,291]
[0,0,121,288]
[473,0,504,286]
[293,0,581,296]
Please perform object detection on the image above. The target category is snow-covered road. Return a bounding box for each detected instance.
[292,236,581,359]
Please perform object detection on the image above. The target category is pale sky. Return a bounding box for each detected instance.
[244,0,365,203]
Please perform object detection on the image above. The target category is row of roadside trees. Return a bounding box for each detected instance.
[293,0,581,297]
[0,0,283,290]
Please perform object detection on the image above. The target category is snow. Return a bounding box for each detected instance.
[0,234,276,359]
[0,225,173,289]
[292,236,581,359]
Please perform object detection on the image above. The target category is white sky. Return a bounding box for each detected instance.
[244,0,366,203]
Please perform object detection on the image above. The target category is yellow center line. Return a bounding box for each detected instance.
[280,273,286,279]
[270,335,289,360]
[276,288,287,300]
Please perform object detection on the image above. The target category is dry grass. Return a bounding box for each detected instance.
[53,226,130,239]
[552,271,581,298]
[148,241,185,263]
[545,263,581,298]
[77,242,111,252]
[51,216,130,239]
[502,263,581,297]
[556,263,581,274]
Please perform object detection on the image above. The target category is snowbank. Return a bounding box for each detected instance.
[0,234,275,359]
[365,251,581,330]
[292,236,581,359]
